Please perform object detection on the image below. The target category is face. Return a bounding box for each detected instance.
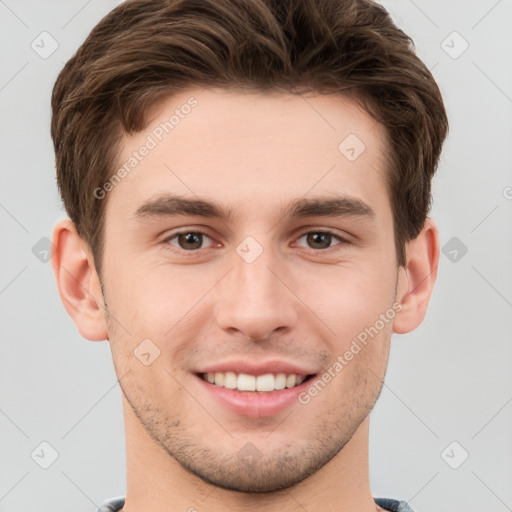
[100,88,400,492]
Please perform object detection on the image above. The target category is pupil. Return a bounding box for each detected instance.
[176,232,331,250]
[308,232,331,249]
[180,232,202,250]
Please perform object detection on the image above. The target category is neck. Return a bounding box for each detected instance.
[121,396,378,512]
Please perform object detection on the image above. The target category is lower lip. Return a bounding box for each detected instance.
[195,374,314,418]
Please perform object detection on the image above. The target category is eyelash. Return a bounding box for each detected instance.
[162,229,350,254]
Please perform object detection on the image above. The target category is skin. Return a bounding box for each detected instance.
[52,88,439,512]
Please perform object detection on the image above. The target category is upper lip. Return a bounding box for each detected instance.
[195,359,318,377]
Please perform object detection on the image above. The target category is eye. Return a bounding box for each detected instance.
[295,230,348,250]
[162,229,349,254]
[164,230,216,251]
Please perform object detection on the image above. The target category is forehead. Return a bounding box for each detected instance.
[106,87,390,223]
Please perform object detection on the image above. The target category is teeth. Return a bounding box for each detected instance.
[202,371,309,392]
[274,373,287,390]
[224,371,237,389]
[256,373,274,392]
[238,373,256,391]
[286,374,296,388]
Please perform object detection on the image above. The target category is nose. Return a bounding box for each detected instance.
[214,242,299,342]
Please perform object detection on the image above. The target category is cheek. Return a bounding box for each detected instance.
[103,237,397,349]
[103,256,211,331]
[133,270,220,333]
[297,260,397,336]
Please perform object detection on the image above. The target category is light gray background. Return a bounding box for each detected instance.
[1,1,511,511]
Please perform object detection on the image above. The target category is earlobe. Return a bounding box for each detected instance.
[51,219,108,341]
[393,218,439,334]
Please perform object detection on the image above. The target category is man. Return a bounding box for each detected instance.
[50,0,448,511]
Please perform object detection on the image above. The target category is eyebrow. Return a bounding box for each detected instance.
[132,193,376,223]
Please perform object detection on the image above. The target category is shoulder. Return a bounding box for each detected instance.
[96,496,126,512]
[374,497,415,512]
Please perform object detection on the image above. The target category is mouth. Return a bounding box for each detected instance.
[198,371,316,393]
[194,370,317,418]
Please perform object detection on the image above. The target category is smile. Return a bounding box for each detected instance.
[200,371,312,392]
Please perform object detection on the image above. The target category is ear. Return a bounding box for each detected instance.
[51,219,108,341]
[393,218,439,334]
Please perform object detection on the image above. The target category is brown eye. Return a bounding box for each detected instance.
[307,232,333,249]
[296,231,346,250]
[166,231,214,251]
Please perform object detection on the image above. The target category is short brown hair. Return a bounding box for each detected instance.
[51,0,448,275]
